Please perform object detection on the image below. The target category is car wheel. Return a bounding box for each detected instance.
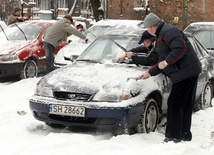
[195,82,213,111]
[21,59,38,79]
[136,98,159,133]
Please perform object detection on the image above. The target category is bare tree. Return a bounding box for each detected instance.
[90,0,101,22]
[68,0,77,15]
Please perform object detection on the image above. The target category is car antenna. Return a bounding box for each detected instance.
[14,23,27,41]
[0,25,9,40]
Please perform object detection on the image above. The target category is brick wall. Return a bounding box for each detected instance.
[107,0,214,30]
[107,0,141,20]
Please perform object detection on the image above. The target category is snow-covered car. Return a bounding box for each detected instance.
[54,19,144,67]
[29,32,214,134]
[0,20,68,79]
[184,22,214,56]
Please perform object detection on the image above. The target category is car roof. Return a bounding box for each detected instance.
[188,22,214,26]
[26,20,56,24]
[93,19,144,28]
[184,22,214,32]
[183,31,194,37]
[103,28,145,37]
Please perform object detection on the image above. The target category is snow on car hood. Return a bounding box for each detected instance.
[38,61,166,107]
[0,40,35,55]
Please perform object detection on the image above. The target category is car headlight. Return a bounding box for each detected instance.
[0,54,19,61]
[92,90,140,102]
[34,85,54,97]
[93,93,121,102]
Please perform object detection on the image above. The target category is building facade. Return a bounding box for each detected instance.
[107,0,214,30]
[0,0,214,30]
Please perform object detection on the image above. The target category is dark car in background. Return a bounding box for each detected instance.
[29,31,214,134]
[0,20,68,80]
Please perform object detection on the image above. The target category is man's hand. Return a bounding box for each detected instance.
[85,38,88,43]
[17,16,28,22]
[126,51,133,58]
[139,72,151,79]
[118,54,126,62]
[158,60,168,69]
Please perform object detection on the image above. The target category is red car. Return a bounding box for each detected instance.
[0,20,68,79]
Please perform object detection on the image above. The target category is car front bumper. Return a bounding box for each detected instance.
[0,62,24,78]
[29,97,143,131]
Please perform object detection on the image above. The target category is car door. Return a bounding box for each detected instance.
[188,36,210,98]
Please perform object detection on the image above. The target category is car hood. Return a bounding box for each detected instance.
[0,40,34,55]
[38,62,166,105]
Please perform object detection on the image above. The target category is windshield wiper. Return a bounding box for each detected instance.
[76,59,100,63]
[0,25,9,40]
[109,38,127,52]
[14,23,27,41]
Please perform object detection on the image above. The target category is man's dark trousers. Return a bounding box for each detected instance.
[43,41,55,74]
[165,75,198,140]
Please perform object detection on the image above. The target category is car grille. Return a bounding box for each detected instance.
[49,114,117,125]
[53,91,92,101]
[49,114,96,123]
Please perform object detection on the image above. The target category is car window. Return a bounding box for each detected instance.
[127,37,141,50]
[77,36,132,62]
[193,30,214,50]
[187,36,209,59]
[83,25,116,41]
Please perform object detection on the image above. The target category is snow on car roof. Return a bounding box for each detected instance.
[93,19,144,28]
[188,22,214,26]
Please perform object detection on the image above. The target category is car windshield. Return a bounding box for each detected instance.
[84,25,118,41]
[77,35,139,63]
[83,24,142,42]
[0,23,42,41]
[193,30,214,50]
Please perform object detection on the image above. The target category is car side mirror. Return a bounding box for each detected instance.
[70,55,78,62]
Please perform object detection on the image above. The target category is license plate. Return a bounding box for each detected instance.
[49,104,85,117]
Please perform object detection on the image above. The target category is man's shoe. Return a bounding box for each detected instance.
[163,137,181,143]
[182,132,192,141]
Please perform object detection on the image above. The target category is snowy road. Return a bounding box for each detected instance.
[0,78,214,155]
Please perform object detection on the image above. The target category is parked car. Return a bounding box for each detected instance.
[184,22,214,56]
[29,31,214,134]
[54,19,144,67]
[0,20,68,79]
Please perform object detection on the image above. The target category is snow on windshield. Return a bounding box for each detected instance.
[0,23,42,41]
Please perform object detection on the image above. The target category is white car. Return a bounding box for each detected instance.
[54,19,144,67]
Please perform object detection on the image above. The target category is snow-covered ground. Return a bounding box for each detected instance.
[0,78,214,155]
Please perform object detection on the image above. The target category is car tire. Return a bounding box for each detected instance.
[136,98,159,133]
[195,82,213,111]
[20,59,38,79]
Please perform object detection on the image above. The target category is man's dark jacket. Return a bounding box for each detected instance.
[148,21,202,84]
[130,44,158,66]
